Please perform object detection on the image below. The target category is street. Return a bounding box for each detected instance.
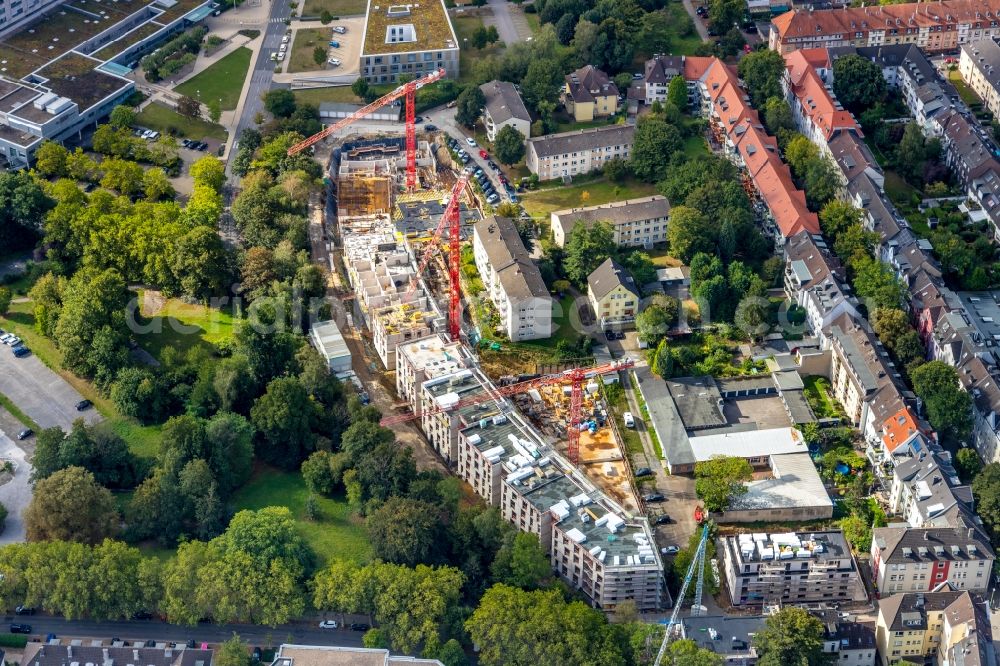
[0,616,370,649]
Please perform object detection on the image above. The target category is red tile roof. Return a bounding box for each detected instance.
[784,49,860,142]
[881,406,929,454]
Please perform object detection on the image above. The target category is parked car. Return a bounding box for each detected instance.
[328,40,340,48]
[186,640,196,649]
[5,336,19,347]
[9,624,31,634]
[318,620,338,629]
[252,647,262,662]
[643,492,665,502]
[655,515,673,525]
[509,194,519,203]
[282,34,289,43]
[349,623,370,632]
[277,52,285,61]
[424,124,437,131]
[486,194,499,204]
[145,640,156,648]
[327,58,341,66]
[623,411,635,428]
[414,116,424,123]
[635,467,652,476]
[12,346,30,358]
[16,429,32,441]
[465,137,477,147]
[14,606,35,615]
[76,399,92,411]
[270,52,277,61]
[332,25,347,33]
[479,149,489,159]
[660,545,679,554]
[133,611,153,620]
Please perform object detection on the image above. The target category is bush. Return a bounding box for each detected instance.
[141,26,207,82]
[0,634,28,649]
[238,29,261,39]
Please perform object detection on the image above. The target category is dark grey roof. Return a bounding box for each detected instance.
[474,215,550,301]
[644,55,685,85]
[22,645,213,666]
[552,195,670,230]
[527,125,635,158]
[681,615,765,658]
[480,80,531,126]
[962,39,1000,95]
[873,525,995,563]
[587,257,639,301]
[564,65,619,105]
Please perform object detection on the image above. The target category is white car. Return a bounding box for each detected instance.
[279,43,287,52]
[0,333,13,344]
[5,336,20,347]
[319,620,338,629]
[281,35,289,43]
[328,57,341,66]
[623,411,635,428]
[465,137,477,147]
[270,52,277,61]
[661,545,679,555]
[332,25,347,33]
[277,52,285,61]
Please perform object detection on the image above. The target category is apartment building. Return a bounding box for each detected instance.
[273,644,444,666]
[721,530,867,607]
[587,258,640,328]
[783,49,861,154]
[408,357,669,611]
[769,0,1000,55]
[875,591,995,666]
[960,38,1000,119]
[525,125,634,180]
[479,80,530,143]
[871,526,994,596]
[550,195,670,248]
[690,57,819,245]
[889,442,976,529]
[472,216,552,342]
[395,334,468,418]
[814,613,878,666]
[562,65,619,122]
[639,54,685,106]
[22,644,214,666]
[359,0,459,83]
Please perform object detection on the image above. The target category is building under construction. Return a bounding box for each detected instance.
[334,137,437,216]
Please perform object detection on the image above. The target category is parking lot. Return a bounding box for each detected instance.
[0,345,103,432]
[0,425,31,544]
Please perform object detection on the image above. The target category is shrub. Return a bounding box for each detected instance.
[0,634,28,648]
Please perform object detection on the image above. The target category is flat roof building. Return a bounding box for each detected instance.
[359,0,459,83]
[309,321,352,374]
[273,644,443,666]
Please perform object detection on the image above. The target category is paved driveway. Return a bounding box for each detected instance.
[0,349,102,431]
[0,428,31,543]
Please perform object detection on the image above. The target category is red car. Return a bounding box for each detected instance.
[479,149,489,159]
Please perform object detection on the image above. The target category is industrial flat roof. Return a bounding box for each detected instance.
[688,427,807,461]
[729,452,832,512]
[310,320,351,362]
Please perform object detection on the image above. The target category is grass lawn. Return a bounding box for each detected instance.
[453,14,504,84]
[0,299,162,458]
[642,246,681,268]
[521,295,580,350]
[884,170,921,208]
[135,102,227,142]
[175,46,253,110]
[524,11,540,34]
[683,134,709,159]
[803,375,841,419]
[554,115,618,134]
[293,86,362,107]
[289,28,331,74]
[136,290,236,360]
[948,70,983,107]
[520,176,659,218]
[302,0,366,15]
[232,465,372,566]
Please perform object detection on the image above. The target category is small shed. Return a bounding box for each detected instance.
[310,320,352,373]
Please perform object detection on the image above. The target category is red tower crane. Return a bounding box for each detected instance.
[380,358,635,464]
[285,68,446,191]
[404,174,469,341]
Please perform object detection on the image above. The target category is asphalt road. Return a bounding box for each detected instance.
[681,0,711,41]
[0,428,30,544]
[1,616,369,648]
[230,0,292,172]
[484,0,522,46]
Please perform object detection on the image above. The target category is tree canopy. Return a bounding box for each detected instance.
[694,456,752,513]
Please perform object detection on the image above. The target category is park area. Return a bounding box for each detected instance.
[175,46,253,110]
[135,289,236,359]
[289,28,332,74]
[135,102,227,142]
[302,0,366,16]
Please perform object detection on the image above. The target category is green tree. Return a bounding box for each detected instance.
[367,497,441,566]
[694,456,752,513]
[263,89,297,118]
[100,157,144,195]
[436,639,468,666]
[223,507,313,578]
[754,607,827,666]
[636,295,679,345]
[455,86,486,129]
[666,206,713,263]
[109,105,136,129]
[491,531,551,589]
[520,59,562,114]
[955,448,981,483]
[0,286,10,317]
[664,639,724,666]
[737,48,785,107]
[191,155,227,191]
[142,167,175,201]
[763,96,794,135]
[667,75,688,111]
[819,199,864,240]
[911,361,973,445]
[494,125,525,166]
[351,77,370,100]
[630,115,682,182]
[897,122,927,183]
[215,634,250,666]
[177,95,201,118]
[832,53,887,113]
[973,463,1000,542]
[250,376,317,469]
[562,220,616,286]
[174,226,229,298]
[25,466,119,543]
[34,141,69,177]
[52,268,129,382]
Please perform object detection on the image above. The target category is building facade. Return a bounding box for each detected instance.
[875,591,995,666]
[870,526,995,596]
[550,195,670,248]
[562,65,619,122]
[960,38,1000,119]
[359,0,459,84]
[587,258,640,328]
[525,125,634,180]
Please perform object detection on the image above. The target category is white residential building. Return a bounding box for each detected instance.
[525,125,634,180]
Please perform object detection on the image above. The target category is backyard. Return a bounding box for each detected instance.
[232,466,372,565]
[174,46,253,110]
[803,375,843,419]
[519,176,659,217]
[135,102,228,141]
[289,28,332,74]
[135,290,237,360]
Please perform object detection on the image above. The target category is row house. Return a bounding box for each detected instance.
[871,525,994,596]
[875,591,995,666]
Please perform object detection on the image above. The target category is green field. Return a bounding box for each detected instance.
[683,134,709,159]
[135,102,228,141]
[519,177,659,218]
[293,85,362,107]
[0,299,163,458]
[288,28,331,74]
[175,46,253,110]
[232,466,372,566]
[302,0,366,15]
[136,290,237,360]
[521,295,581,350]
[883,170,921,209]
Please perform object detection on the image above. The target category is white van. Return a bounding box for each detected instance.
[623,411,635,428]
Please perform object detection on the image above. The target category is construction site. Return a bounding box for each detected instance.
[290,71,666,611]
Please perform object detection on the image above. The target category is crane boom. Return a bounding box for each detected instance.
[654,524,710,666]
[379,358,634,427]
[404,174,469,299]
[285,68,446,157]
